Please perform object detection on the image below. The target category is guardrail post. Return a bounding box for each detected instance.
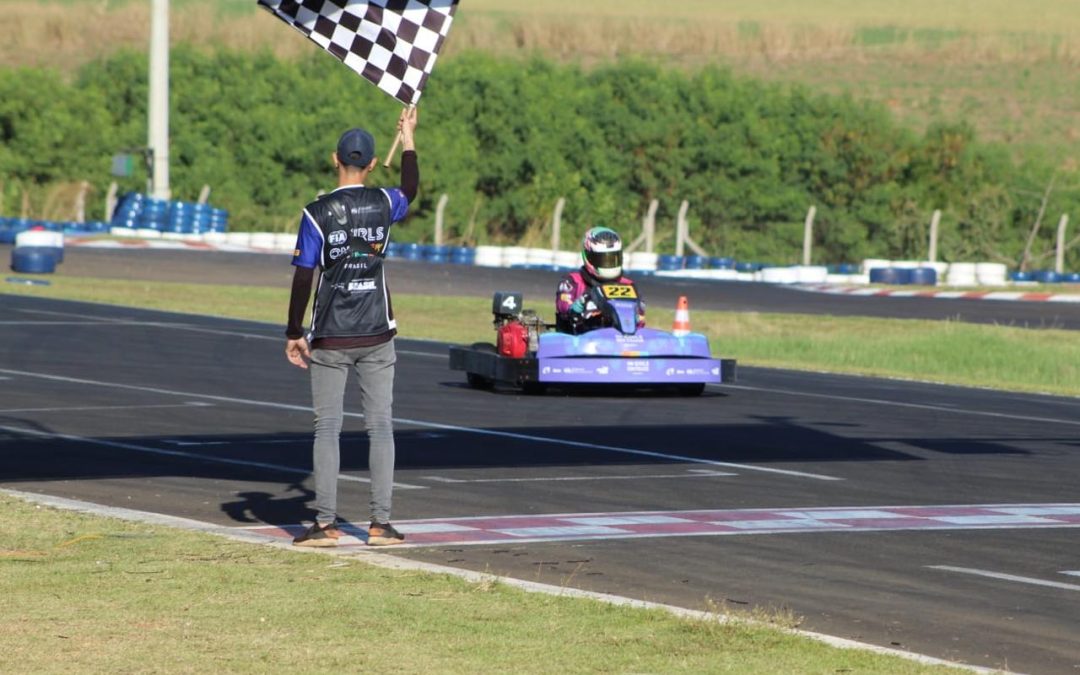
[551,197,565,252]
[625,199,657,254]
[928,209,941,263]
[802,205,817,266]
[1056,214,1070,274]
[434,193,449,246]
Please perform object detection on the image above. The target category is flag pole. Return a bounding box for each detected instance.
[383,105,415,168]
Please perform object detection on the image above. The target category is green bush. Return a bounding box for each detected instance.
[0,48,1076,268]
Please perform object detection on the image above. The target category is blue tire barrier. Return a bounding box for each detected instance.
[383,241,400,258]
[11,247,57,274]
[657,254,684,271]
[829,263,859,275]
[427,253,448,264]
[710,257,735,269]
[449,246,475,265]
[1009,271,1033,282]
[0,229,15,244]
[869,267,907,284]
[401,243,423,261]
[908,267,937,286]
[1063,272,1080,283]
[734,261,758,273]
[425,245,450,260]
[1034,270,1061,284]
[684,255,709,270]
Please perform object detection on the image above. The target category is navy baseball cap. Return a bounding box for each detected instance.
[336,128,376,167]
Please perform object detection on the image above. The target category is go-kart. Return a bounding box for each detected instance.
[448,283,736,396]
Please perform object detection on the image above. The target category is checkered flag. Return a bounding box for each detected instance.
[257,0,460,106]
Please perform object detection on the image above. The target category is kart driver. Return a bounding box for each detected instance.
[555,226,645,334]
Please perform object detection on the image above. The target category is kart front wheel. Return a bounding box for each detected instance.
[678,383,706,397]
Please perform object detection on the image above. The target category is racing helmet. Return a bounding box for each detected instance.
[581,226,622,280]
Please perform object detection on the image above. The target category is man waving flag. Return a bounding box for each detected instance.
[258,0,460,106]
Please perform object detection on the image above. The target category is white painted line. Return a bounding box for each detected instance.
[0,402,213,414]
[927,565,1080,592]
[15,307,449,358]
[423,470,736,484]
[1061,570,1080,577]
[0,367,842,482]
[0,487,1004,674]
[715,383,1080,427]
[0,423,426,490]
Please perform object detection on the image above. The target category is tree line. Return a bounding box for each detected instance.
[0,47,1076,267]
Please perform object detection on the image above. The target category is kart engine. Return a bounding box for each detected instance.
[492,291,544,357]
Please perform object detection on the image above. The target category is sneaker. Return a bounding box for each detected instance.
[367,521,405,546]
[292,521,341,547]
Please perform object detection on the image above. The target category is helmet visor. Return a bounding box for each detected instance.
[585,250,621,270]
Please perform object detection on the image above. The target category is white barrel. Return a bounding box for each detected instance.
[474,245,504,268]
[525,247,555,265]
[15,230,63,248]
[861,258,891,274]
[976,262,1008,286]
[627,251,658,271]
[554,250,580,268]
[946,262,978,286]
[795,265,829,283]
[502,246,528,267]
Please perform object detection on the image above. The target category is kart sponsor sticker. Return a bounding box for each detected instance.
[329,246,350,260]
[327,230,347,245]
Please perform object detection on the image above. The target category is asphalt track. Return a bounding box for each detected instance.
[2,290,1080,673]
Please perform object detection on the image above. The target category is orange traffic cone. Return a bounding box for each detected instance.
[672,296,691,337]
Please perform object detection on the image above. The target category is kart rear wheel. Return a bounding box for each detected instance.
[521,381,547,395]
[467,372,495,390]
[678,383,706,397]
[464,342,497,390]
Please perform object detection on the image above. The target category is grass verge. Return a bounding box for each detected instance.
[0,494,963,673]
[3,274,1078,397]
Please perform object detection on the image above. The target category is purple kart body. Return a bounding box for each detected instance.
[448,290,736,395]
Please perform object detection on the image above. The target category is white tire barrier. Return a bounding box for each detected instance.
[474,245,504,268]
[976,262,1008,286]
[525,247,554,266]
[627,251,658,272]
[946,262,978,286]
[554,250,580,268]
[502,246,528,267]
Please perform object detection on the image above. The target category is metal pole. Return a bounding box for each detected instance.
[434,193,448,246]
[928,209,941,263]
[644,199,657,253]
[149,0,170,199]
[551,197,565,252]
[802,205,816,266]
[1056,214,1070,274]
[675,200,689,257]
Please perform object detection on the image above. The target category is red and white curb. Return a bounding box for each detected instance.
[795,283,1080,303]
[66,237,286,256]
[3,487,1009,674]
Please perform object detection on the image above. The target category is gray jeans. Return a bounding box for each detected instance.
[309,341,396,525]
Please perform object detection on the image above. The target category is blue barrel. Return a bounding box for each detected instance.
[657,255,683,271]
[734,261,758,273]
[908,267,937,286]
[401,243,423,261]
[383,241,400,258]
[1009,271,1033,282]
[684,255,709,270]
[869,267,905,284]
[449,246,475,265]
[0,229,14,245]
[11,247,57,274]
[1034,270,1061,284]
[710,257,735,269]
[1063,273,1080,283]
